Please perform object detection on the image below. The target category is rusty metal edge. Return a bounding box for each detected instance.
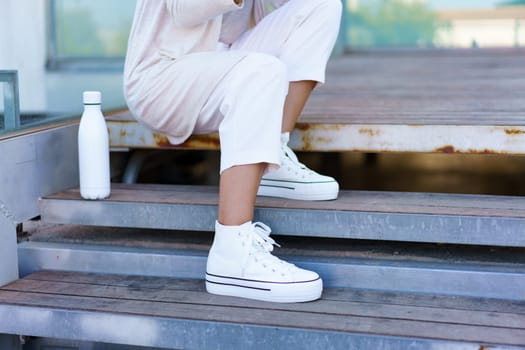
[107,120,525,155]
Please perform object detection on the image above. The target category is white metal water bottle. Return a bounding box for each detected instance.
[78,91,111,199]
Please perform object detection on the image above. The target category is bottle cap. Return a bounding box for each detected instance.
[83,91,102,105]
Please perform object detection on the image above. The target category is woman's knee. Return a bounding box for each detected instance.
[246,53,287,76]
[241,53,288,87]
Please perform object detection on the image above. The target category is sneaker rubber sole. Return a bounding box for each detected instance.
[205,272,323,303]
[257,179,339,201]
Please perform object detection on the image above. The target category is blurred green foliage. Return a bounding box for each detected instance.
[347,0,448,47]
[52,0,460,55]
[498,0,525,5]
[55,8,105,56]
[53,1,134,57]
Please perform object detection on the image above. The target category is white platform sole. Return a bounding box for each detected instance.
[257,179,339,201]
[205,272,323,303]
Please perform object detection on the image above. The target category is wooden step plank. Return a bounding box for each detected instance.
[108,106,525,126]
[323,288,525,316]
[26,270,206,291]
[4,277,523,330]
[107,50,525,154]
[108,49,525,154]
[316,50,525,125]
[25,270,525,315]
[108,50,525,127]
[39,184,525,247]
[1,284,524,345]
[45,184,525,218]
[288,50,525,155]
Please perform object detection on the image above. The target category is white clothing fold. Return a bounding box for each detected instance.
[124,0,342,172]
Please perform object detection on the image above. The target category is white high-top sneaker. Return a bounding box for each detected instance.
[257,133,339,201]
[206,221,323,303]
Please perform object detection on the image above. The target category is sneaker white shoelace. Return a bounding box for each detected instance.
[281,143,317,179]
[250,222,297,276]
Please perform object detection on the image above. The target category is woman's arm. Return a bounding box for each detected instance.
[166,0,243,27]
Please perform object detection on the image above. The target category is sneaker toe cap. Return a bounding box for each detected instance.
[293,266,321,282]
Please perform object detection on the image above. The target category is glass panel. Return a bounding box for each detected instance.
[345,0,525,48]
[0,71,20,133]
[1,1,137,135]
[0,84,4,132]
[52,0,136,58]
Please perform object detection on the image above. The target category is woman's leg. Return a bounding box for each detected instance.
[201,53,323,302]
[218,163,265,225]
[234,0,342,134]
[232,0,342,85]
[229,0,343,200]
[131,48,322,301]
[282,80,317,133]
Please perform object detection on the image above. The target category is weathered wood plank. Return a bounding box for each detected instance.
[24,270,206,291]
[4,277,524,330]
[109,49,525,126]
[24,271,525,315]
[43,184,525,218]
[107,50,525,154]
[39,184,525,245]
[322,288,525,316]
[1,289,524,345]
[108,50,525,127]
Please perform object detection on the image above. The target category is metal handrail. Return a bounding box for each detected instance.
[0,70,20,131]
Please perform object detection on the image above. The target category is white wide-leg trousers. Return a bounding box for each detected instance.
[196,0,342,173]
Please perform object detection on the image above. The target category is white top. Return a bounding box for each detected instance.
[123,0,289,144]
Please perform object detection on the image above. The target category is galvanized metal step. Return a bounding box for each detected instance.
[1,270,524,350]
[40,183,525,247]
[17,239,525,300]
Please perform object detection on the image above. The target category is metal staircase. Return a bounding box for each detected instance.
[1,50,525,349]
[1,182,522,349]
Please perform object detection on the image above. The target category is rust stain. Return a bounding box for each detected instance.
[295,123,311,131]
[295,124,339,151]
[295,123,343,132]
[297,129,335,151]
[359,128,380,136]
[301,134,314,151]
[436,145,501,154]
[504,128,525,135]
[106,108,133,118]
[469,149,498,154]
[435,145,456,153]
[153,133,172,147]
[300,136,334,151]
[179,134,221,150]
